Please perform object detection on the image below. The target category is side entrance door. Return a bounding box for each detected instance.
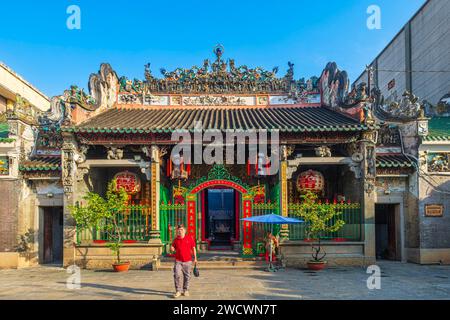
[42,207,64,264]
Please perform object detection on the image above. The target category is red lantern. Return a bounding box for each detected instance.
[114,171,141,195]
[296,170,325,195]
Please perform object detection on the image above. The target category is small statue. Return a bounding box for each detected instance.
[144,63,153,81]
[315,146,332,157]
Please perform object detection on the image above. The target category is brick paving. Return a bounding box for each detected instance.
[0,261,449,300]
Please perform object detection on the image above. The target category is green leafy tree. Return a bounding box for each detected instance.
[69,181,129,264]
[293,191,345,262]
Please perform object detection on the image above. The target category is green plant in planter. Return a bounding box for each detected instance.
[293,191,345,262]
[69,181,129,264]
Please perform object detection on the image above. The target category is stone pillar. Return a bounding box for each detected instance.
[149,146,161,243]
[61,133,78,267]
[360,130,377,265]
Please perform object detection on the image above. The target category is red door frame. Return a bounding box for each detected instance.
[200,186,240,243]
[188,179,250,247]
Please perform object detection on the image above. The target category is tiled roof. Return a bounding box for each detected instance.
[423,117,450,141]
[62,107,375,133]
[376,154,415,168]
[19,157,61,172]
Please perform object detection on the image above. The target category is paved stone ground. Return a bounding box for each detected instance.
[0,261,449,300]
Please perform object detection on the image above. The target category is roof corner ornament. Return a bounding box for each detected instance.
[372,89,423,122]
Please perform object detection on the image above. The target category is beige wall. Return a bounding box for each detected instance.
[0,95,6,113]
[0,63,50,111]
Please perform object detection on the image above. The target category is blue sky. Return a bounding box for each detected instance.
[0,0,425,97]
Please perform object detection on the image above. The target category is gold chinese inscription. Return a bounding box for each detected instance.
[425,204,444,217]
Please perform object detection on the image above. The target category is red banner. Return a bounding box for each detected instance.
[187,200,196,242]
[242,199,253,255]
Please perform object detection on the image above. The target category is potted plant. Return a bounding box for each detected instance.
[70,181,130,272]
[294,191,345,271]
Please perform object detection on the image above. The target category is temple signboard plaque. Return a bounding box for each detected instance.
[424,204,444,217]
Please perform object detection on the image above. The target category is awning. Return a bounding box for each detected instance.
[19,157,61,172]
[376,154,415,168]
[62,106,374,133]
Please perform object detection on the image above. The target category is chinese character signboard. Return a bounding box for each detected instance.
[425,204,444,217]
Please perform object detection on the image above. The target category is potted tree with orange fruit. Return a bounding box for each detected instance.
[70,181,130,272]
[294,191,345,270]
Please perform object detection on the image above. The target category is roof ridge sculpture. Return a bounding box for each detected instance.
[118,45,320,95]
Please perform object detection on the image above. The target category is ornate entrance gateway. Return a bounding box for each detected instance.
[161,165,257,256]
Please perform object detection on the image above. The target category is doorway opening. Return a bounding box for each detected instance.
[41,207,63,265]
[204,188,237,250]
[375,204,401,261]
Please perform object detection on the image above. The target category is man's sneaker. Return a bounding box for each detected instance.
[173,292,182,298]
[183,291,190,297]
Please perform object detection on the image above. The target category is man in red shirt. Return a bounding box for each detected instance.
[170,224,197,298]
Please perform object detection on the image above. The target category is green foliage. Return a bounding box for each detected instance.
[292,191,346,262]
[69,181,129,263]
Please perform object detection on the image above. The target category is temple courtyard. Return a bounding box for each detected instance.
[0,261,449,300]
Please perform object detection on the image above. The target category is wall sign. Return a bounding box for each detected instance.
[425,204,444,217]
[388,79,396,90]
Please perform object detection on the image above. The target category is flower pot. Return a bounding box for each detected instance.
[122,240,137,244]
[112,261,130,272]
[307,260,327,271]
[303,238,319,243]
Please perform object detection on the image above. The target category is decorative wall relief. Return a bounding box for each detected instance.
[366,146,376,177]
[375,177,406,194]
[119,94,139,104]
[61,140,75,194]
[106,147,124,160]
[315,146,331,157]
[182,95,252,106]
[144,95,169,106]
[35,180,64,195]
[6,95,40,125]
[427,153,450,173]
[0,156,9,175]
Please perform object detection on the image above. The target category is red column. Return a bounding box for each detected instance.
[201,190,206,241]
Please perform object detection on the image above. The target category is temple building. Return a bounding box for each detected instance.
[1,46,448,269]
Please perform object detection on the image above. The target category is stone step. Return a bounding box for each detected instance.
[157,260,271,270]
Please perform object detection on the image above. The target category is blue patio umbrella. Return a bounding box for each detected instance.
[241,214,303,224]
[241,214,303,271]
